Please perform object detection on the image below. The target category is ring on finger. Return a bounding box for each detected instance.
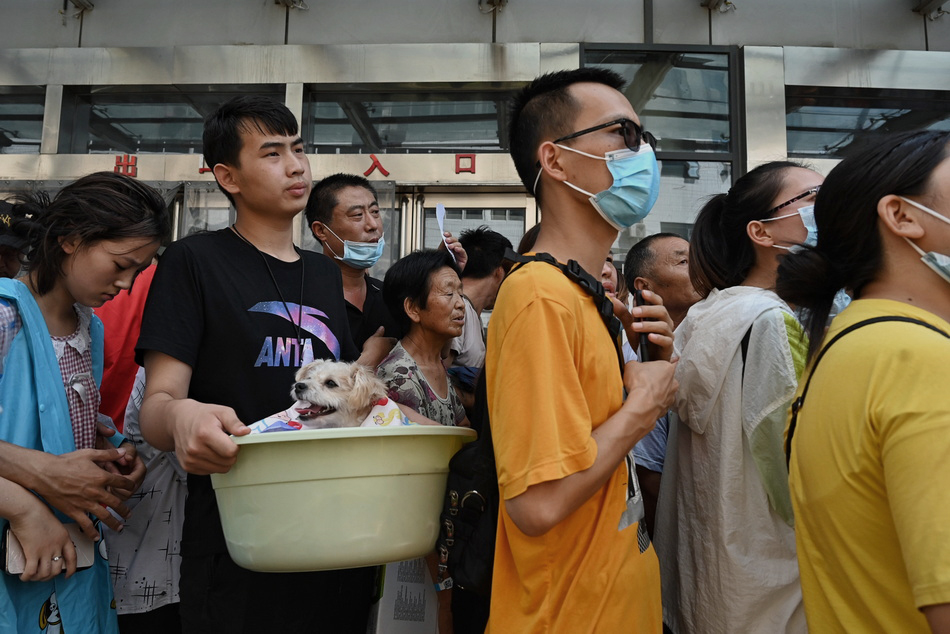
[51,555,62,562]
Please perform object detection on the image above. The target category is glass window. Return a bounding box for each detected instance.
[58,85,284,154]
[0,87,45,155]
[786,86,950,159]
[423,206,525,253]
[611,159,730,265]
[299,181,402,279]
[303,87,520,154]
[583,48,736,268]
[659,221,694,241]
[181,185,233,238]
[585,49,733,154]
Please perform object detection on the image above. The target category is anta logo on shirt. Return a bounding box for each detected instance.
[249,301,341,367]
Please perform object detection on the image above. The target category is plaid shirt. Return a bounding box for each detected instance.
[51,306,99,450]
[0,299,99,450]
[0,300,19,381]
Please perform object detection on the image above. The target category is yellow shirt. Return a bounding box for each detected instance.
[485,261,661,634]
[789,299,950,633]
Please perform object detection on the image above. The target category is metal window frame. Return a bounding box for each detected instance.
[580,43,744,176]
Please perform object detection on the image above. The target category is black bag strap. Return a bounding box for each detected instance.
[785,315,950,467]
[740,327,752,366]
[469,368,493,456]
[739,326,752,386]
[504,248,625,373]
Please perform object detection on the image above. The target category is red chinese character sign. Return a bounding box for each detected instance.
[363,154,390,177]
[455,154,476,174]
[114,155,137,177]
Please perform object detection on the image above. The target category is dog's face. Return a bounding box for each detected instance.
[291,359,388,429]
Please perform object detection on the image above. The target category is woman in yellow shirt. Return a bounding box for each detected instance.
[778,129,950,633]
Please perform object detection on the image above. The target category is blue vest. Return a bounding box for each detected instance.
[0,278,118,634]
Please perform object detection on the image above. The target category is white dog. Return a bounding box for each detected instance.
[290,359,389,429]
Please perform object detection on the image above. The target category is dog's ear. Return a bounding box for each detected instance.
[350,363,388,406]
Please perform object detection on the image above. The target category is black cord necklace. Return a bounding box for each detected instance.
[230,225,305,350]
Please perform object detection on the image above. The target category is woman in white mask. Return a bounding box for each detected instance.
[655,161,822,634]
[777,130,950,633]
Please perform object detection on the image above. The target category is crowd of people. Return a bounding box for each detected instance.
[0,67,947,634]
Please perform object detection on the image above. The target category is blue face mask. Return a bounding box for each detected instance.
[797,204,818,247]
[325,227,385,270]
[899,196,950,285]
[764,204,818,251]
[557,144,660,230]
[831,288,852,315]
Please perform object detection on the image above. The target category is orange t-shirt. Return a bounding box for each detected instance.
[485,261,661,634]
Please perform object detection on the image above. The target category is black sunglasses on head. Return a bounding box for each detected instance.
[554,118,657,153]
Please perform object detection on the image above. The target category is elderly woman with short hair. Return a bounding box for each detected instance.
[378,248,469,428]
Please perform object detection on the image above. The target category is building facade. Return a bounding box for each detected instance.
[1,0,948,268]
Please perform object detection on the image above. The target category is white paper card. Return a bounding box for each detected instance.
[435,204,457,263]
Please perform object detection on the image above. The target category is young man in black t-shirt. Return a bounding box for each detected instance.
[137,96,389,633]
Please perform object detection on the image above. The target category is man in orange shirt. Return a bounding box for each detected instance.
[485,68,678,632]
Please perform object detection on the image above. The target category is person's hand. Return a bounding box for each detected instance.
[112,441,146,499]
[95,422,146,500]
[24,448,136,539]
[612,290,675,362]
[622,359,679,428]
[169,400,248,476]
[357,326,397,368]
[7,495,78,582]
[439,232,467,271]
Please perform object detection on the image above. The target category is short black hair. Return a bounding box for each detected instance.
[383,250,461,336]
[202,95,300,205]
[12,172,170,296]
[508,68,626,205]
[623,232,682,287]
[306,173,378,236]
[458,226,512,279]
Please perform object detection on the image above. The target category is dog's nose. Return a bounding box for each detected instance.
[294,382,307,393]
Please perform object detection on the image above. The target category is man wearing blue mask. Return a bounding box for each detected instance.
[308,174,468,355]
[307,174,399,352]
[485,68,678,632]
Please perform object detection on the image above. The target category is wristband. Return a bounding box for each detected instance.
[433,577,453,592]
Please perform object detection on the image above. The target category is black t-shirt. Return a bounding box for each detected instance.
[346,274,402,350]
[137,228,358,556]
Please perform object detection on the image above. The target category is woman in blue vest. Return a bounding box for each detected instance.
[0,172,169,634]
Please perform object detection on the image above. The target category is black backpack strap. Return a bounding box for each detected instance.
[739,325,753,386]
[504,248,625,372]
[740,327,752,366]
[470,368,493,450]
[785,315,950,467]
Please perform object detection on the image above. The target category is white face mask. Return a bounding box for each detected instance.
[899,196,950,284]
